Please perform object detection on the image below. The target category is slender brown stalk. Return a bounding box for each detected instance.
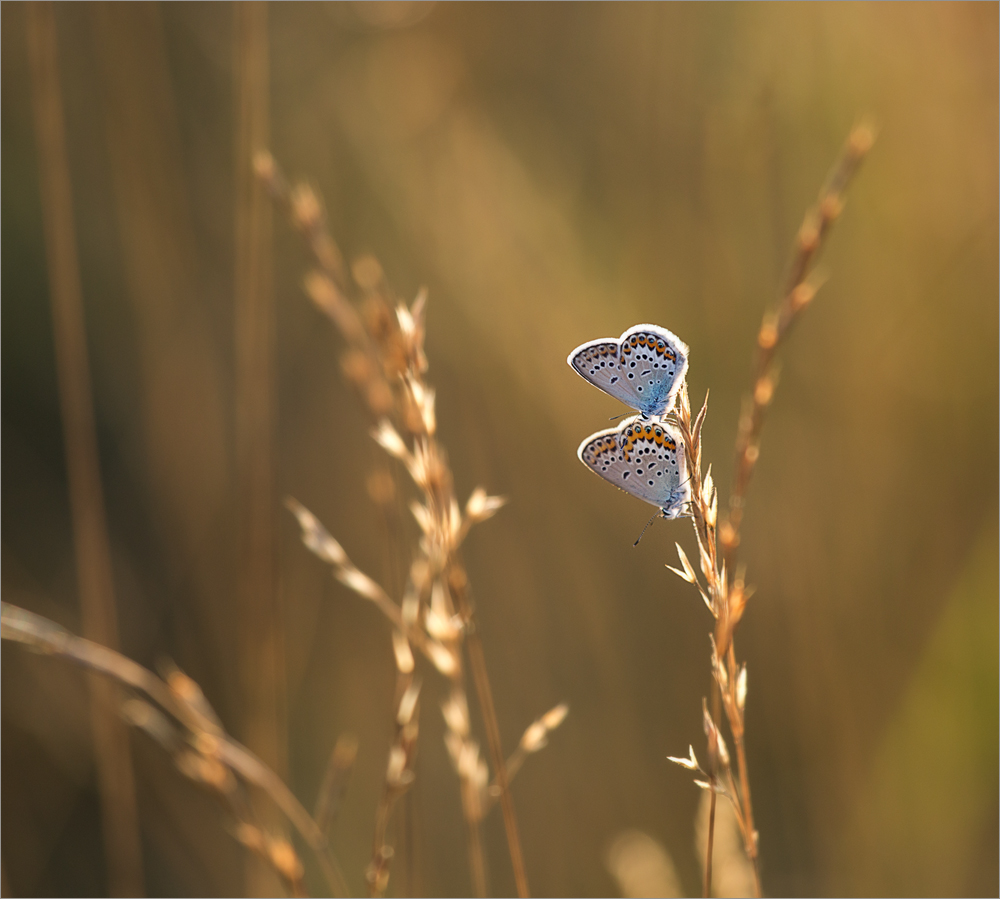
[482,703,568,814]
[25,5,144,895]
[264,155,557,898]
[704,791,716,899]
[670,125,874,899]
[367,672,421,897]
[444,669,489,898]
[720,124,875,574]
[464,806,488,898]
[452,574,530,898]
[670,385,761,897]
[1,602,350,898]
[314,734,359,834]
[234,7,286,894]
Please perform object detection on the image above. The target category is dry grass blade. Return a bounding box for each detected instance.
[233,19,286,894]
[1,602,349,898]
[483,704,570,813]
[672,385,760,897]
[721,123,875,571]
[25,6,143,892]
[314,734,359,835]
[668,125,874,898]
[264,153,543,897]
[368,677,421,897]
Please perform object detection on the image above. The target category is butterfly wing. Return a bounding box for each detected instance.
[616,324,689,417]
[577,416,691,518]
[568,325,690,417]
[566,338,642,409]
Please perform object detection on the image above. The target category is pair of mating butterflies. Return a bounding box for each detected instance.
[568,324,691,521]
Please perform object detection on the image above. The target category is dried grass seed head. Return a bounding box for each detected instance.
[442,688,470,736]
[667,745,701,771]
[541,702,569,731]
[427,640,459,676]
[372,419,411,462]
[337,566,387,603]
[397,678,422,726]
[286,498,348,567]
[386,745,410,787]
[268,838,305,885]
[290,183,322,232]
[392,629,415,674]
[465,486,507,524]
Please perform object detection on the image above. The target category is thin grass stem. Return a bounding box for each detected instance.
[25,5,144,894]
[265,156,550,898]
[669,125,873,899]
[233,9,287,896]
[1,602,350,898]
[704,791,716,899]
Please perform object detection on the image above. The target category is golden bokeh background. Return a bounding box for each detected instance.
[2,3,997,897]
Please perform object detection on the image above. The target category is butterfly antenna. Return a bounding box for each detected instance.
[608,411,629,422]
[633,509,660,547]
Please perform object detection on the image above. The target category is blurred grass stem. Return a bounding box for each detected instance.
[704,788,716,898]
[25,4,144,895]
[1,603,350,897]
[452,573,530,897]
[721,124,874,574]
[674,125,873,899]
[266,155,536,898]
[233,4,287,893]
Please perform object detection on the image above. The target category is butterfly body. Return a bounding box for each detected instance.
[577,415,691,520]
[567,324,689,419]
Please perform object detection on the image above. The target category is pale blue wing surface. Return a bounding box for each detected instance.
[616,324,689,418]
[567,324,689,417]
[577,415,691,519]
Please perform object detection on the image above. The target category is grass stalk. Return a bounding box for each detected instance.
[234,7,285,887]
[670,124,874,898]
[367,670,421,897]
[233,2,287,883]
[25,4,144,895]
[704,790,716,899]
[452,572,530,897]
[1,602,350,898]
[720,125,875,572]
[263,155,563,897]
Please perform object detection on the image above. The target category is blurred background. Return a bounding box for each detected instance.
[2,2,997,897]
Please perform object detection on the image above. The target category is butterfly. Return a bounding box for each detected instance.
[577,415,691,520]
[567,324,689,419]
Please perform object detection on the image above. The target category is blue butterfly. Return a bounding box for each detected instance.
[577,415,691,520]
[567,324,689,419]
